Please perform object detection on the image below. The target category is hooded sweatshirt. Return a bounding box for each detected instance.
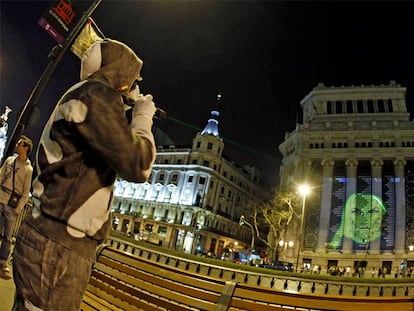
[28,39,156,260]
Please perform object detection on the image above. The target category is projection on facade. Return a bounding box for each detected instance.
[329,193,387,249]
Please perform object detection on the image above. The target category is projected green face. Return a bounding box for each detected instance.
[330,194,386,248]
[343,194,386,243]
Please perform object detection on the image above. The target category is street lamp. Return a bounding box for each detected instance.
[295,184,310,272]
[239,215,255,250]
[192,211,205,254]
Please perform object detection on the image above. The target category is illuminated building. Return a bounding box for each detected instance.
[279,81,414,273]
[112,106,270,257]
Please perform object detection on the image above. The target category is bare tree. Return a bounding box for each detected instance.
[251,190,300,263]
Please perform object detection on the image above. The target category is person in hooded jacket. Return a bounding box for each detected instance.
[12,39,157,311]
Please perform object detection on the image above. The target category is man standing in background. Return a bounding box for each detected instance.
[0,135,33,276]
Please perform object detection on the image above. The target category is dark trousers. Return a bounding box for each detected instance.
[12,222,93,311]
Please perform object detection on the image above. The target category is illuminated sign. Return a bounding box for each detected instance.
[38,0,80,44]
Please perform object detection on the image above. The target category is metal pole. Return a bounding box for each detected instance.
[295,194,306,272]
[192,231,198,255]
[192,210,204,254]
[245,221,255,250]
[239,215,255,251]
[2,0,102,165]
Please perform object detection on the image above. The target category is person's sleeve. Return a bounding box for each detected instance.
[75,86,156,183]
[16,165,33,213]
[130,94,156,177]
[0,157,7,181]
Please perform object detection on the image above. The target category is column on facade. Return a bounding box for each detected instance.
[301,159,315,250]
[161,171,172,200]
[191,175,205,206]
[182,172,199,206]
[172,171,185,204]
[394,158,406,254]
[177,171,190,204]
[342,158,358,254]
[203,177,211,209]
[279,165,287,191]
[145,170,158,201]
[302,159,312,176]
[370,158,383,254]
[316,158,334,253]
[168,227,178,249]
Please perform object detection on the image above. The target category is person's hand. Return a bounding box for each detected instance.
[132,94,156,120]
[127,84,141,102]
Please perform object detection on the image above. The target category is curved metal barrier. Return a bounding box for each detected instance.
[106,236,414,298]
[82,243,414,311]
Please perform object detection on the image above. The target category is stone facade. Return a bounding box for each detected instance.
[112,109,270,258]
[279,82,414,274]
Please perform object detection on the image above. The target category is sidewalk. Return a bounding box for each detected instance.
[0,268,15,311]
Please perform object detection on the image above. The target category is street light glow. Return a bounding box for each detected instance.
[298,184,310,196]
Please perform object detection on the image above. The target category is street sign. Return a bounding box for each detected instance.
[38,0,81,44]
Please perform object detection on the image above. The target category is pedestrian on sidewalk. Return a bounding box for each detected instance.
[0,135,33,274]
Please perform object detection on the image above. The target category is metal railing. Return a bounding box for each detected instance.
[106,236,414,298]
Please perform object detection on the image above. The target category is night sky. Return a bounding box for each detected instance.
[1,1,414,186]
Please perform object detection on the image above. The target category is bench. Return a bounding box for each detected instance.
[81,246,414,311]
[81,246,230,311]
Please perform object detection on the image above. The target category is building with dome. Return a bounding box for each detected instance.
[278,81,414,273]
[112,101,270,257]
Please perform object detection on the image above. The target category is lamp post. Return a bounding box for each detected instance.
[239,215,255,250]
[295,184,310,272]
[192,210,204,254]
